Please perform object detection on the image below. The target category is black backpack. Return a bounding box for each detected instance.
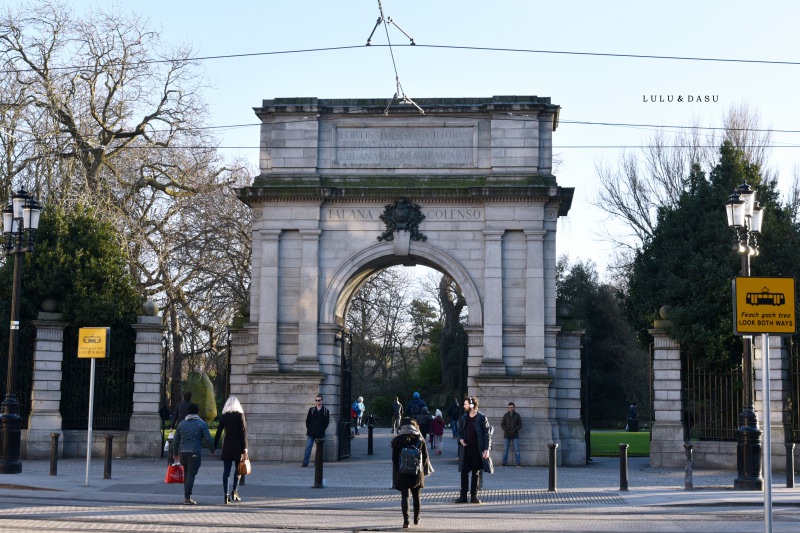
[399,440,422,475]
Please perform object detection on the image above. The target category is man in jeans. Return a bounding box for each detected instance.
[501,401,522,467]
[173,403,215,504]
[303,394,330,467]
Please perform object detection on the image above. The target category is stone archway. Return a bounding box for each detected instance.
[231,96,583,465]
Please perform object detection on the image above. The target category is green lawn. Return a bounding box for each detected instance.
[590,430,650,457]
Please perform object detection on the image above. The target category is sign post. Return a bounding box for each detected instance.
[733,277,795,533]
[77,327,110,487]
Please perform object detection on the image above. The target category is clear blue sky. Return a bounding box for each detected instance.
[69,0,800,276]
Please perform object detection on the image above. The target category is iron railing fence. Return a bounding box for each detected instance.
[683,354,743,441]
[789,339,800,442]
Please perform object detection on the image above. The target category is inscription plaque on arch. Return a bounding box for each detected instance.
[334,126,476,168]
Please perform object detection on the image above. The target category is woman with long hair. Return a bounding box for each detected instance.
[391,417,433,528]
[214,395,248,504]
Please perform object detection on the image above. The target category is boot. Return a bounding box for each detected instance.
[224,493,229,505]
[456,492,468,503]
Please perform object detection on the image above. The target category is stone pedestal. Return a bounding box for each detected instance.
[649,324,686,467]
[556,329,586,465]
[126,315,165,457]
[754,334,791,471]
[474,375,553,466]
[24,315,68,458]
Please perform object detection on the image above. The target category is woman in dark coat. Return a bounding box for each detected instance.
[391,417,433,528]
[214,395,248,504]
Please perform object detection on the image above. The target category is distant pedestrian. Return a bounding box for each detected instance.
[172,390,192,429]
[353,396,366,432]
[447,397,460,438]
[214,395,248,504]
[391,417,433,528]
[626,403,639,432]
[430,409,445,455]
[391,397,404,434]
[416,406,433,442]
[405,391,427,420]
[501,401,522,467]
[303,394,330,467]
[456,396,491,504]
[173,403,215,505]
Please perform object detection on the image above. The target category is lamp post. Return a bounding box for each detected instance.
[725,182,764,491]
[1,188,42,474]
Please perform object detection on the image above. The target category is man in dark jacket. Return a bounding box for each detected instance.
[501,401,522,466]
[447,397,460,438]
[172,390,193,429]
[456,396,491,504]
[303,394,330,467]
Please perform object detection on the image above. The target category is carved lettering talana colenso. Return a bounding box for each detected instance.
[326,208,483,221]
[335,126,475,167]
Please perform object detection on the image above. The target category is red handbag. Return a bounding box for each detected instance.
[165,462,184,484]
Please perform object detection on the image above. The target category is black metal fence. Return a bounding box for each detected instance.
[789,340,800,443]
[683,354,743,441]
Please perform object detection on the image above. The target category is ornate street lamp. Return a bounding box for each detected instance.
[0,188,42,474]
[725,182,764,491]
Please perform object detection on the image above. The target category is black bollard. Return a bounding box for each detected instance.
[684,443,694,490]
[786,443,795,488]
[548,443,558,492]
[103,435,114,479]
[367,417,375,455]
[49,433,60,476]
[313,438,324,488]
[618,443,629,491]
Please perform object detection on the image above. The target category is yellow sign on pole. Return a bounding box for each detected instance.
[734,277,796,335]
[77,327,110,358]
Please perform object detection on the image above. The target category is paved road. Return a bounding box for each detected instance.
[1,430,799,532]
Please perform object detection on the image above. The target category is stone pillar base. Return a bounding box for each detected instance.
[25,411,63,458]
[649,421,685,467]
[126,413,163,457]
[558,420,587,465]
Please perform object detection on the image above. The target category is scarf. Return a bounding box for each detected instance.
[399,424,421,436]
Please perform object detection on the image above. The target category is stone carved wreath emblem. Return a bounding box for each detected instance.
[377,198,427,242]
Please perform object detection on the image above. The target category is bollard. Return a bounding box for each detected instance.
[313,438,324,488]
[104,435,114,479]
[548,443,558,492]
[367,414,375,455]
[786,443,795,488]
[49,433,60,476]
[618,443,629,491]
[684,443,694,490]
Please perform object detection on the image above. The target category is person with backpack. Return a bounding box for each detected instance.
[456,396,492,504]
[391,417,433,529]
[405,391,426,420]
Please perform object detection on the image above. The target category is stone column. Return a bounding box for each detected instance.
[754,334,790,470]
[523,229,547,375]
[255,229,280,373]
[481,230,505,375]
[25,314,68,458]
[649,322,685,467]
[556,328,585,465]
[295,229,321,372]
[126,313,165,457]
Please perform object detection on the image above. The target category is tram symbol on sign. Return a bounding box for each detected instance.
[746,288,786,307]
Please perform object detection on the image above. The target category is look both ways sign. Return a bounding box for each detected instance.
[734,277,796,335]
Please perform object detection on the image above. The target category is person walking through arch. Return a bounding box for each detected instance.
[447,397,460,439]
[173,403,215,505]
[391,417,433,528]
[214,395,248,504]
[456,396,491,504]
[172,390,192,430]
[391,397,404,434]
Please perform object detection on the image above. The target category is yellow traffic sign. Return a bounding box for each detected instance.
[77,327,110,358]
[734,277,796,334]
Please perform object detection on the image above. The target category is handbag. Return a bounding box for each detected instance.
[238,452,252,476]
[165,462,184,484]
[482,456,494,474]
